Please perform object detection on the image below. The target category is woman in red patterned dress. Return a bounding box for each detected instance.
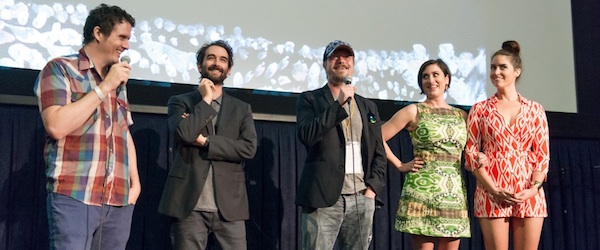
[465,40,550,250]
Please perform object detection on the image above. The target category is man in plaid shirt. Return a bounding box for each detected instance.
[33,4,139,250]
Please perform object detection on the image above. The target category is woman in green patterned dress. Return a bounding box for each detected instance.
[382,59,471,250]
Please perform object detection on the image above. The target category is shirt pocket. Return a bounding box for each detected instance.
[70,91,98,135]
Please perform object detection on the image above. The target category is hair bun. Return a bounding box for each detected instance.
[502,40,521,55]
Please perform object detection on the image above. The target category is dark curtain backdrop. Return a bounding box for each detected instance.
[1,103,599,250]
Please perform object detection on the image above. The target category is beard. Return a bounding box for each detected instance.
[200,65,228,85]
[327,71,348,86]
[325,62,352,85]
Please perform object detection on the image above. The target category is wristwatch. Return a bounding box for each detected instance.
[530,180,542,190]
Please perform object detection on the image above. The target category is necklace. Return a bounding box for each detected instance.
[343,100,355,141]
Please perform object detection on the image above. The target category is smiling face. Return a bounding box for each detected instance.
[417,59,451,96]
[324,48,354,85]
[94,21,132,66]
[198,45,231,85]
[420,63,449,98]
[490,54,521,90]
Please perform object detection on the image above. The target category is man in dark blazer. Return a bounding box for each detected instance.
[295,40,387,250]
[158,40,257,250]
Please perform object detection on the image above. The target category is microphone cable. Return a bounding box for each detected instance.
[345,99,365,249]
[98,167,107,250]
[248,217,279,250]
[98,90,118,250]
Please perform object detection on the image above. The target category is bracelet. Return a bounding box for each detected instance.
[530,180,543,190]
[93,85,105,102]
[475,162,484,170]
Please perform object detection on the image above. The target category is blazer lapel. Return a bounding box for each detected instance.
[355,97,368,136]
[320,85,335,105]
[355,97,371,162]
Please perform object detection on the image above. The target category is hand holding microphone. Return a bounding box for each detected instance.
[343,76,352,85]
[338,76,356,105]
[116,56,131,95]
[102,55,131,93]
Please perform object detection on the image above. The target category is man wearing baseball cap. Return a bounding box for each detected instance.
[295,40,387,249]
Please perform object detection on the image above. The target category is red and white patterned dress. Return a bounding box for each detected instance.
[465,94,549,218]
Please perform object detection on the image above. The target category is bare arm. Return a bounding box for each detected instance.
[41,62,130,140]
[381,104,423,173]
[127,131,141,205]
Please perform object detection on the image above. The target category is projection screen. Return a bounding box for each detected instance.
[0,0,577,112]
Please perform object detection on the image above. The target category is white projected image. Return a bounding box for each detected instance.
[1,0,490,106]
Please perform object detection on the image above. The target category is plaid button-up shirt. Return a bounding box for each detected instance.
[34,48,134,206]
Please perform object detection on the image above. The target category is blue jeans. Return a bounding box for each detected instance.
[302,193,375,250]
[47,192,135,250]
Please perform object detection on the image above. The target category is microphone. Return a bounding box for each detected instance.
[117,56,130,95]
[342,76,353,104]
[120,55,131,64]
[343,76,352,85]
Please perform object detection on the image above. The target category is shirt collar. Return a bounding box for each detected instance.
[213,93,223,105]
[491,93,529,105]
[77,47,93,71]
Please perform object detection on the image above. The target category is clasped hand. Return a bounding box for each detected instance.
[490,188,538,206]
[477,152,538,205]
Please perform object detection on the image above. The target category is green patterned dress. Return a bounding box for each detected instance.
[394,103,471,238]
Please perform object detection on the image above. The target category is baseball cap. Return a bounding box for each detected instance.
[323,40,354,61]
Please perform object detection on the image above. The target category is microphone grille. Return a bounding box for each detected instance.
[343,76,352,85]
[120,55,131,64]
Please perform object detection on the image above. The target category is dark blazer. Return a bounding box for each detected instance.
[295,85,387,208]
[158,89,257,221]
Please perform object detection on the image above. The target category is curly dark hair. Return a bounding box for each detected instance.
[82,4,135,45]
[196,40,235,68]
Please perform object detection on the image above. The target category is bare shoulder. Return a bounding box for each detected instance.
[386,103,418,130]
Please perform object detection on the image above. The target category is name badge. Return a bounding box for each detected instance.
[345,141,363,174]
